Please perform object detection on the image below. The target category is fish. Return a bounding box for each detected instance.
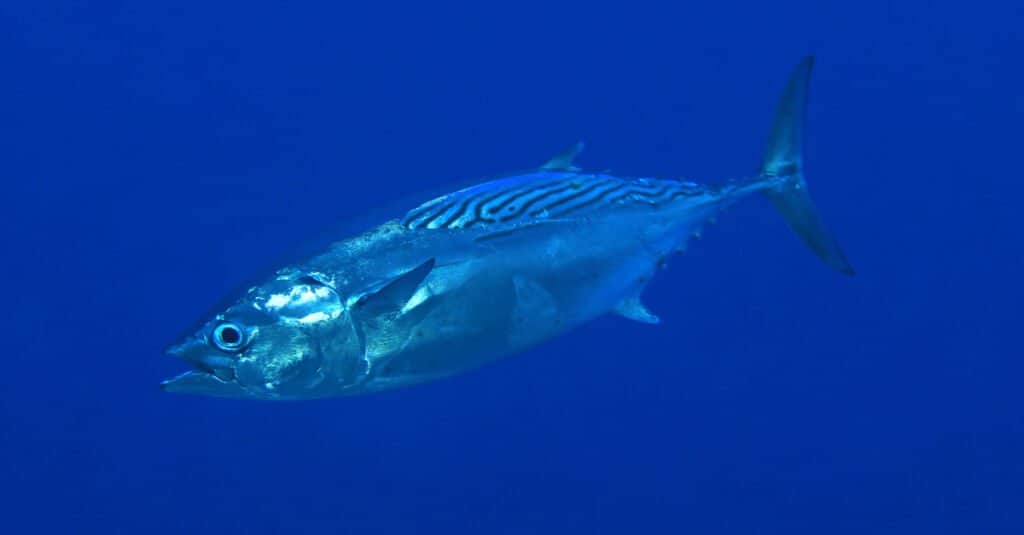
[162,56,853,400]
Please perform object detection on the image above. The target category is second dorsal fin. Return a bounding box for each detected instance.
[540,142,584,172]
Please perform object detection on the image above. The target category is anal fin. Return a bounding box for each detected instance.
[614,296,660,324]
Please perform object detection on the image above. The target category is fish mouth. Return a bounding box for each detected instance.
[161,342,254,399]
[160,369,254,398]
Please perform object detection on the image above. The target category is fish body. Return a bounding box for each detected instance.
[162,57,853,400]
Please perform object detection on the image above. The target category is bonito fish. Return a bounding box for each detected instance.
[163,57,853,399]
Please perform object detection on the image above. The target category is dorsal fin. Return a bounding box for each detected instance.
[540,142,584,172]
[613,296,660,324]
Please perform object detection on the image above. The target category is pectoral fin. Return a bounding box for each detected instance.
[356,258,436,313]
[614,296,660,324]
[509,276,560,346]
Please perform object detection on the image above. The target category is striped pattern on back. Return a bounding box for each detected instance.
[401,171,707,230]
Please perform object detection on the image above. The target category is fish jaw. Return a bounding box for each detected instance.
[160,370,256,399]
[160,337,255,398]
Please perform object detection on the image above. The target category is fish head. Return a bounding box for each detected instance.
[161,269,366,399]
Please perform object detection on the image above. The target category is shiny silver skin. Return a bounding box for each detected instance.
[163,189,729,399]
[162,57,852,399]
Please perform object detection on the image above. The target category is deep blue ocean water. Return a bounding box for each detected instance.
[3,1,1021,533]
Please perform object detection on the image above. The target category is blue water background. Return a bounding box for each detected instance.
[2,1,1021,533]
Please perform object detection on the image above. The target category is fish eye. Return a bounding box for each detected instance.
[212,322,246,351]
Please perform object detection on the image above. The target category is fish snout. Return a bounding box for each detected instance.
[166,338,235,374]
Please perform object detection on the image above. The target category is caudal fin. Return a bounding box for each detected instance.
[761,56,855,276]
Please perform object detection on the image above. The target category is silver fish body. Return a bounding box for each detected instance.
[162,57,853,400]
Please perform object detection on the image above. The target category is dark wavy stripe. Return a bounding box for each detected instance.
[466,183,541,226]
[438,195,477,228]
[527,179,613,216]
[484,178,563,216]
[409,198,457,229]
[548,181,630,217]
[607,184,672,205]
[407,175,699,230]
[445,183,539,228]
[504,182,580,221]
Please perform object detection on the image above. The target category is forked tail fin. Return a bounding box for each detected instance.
[761,56,855,275]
